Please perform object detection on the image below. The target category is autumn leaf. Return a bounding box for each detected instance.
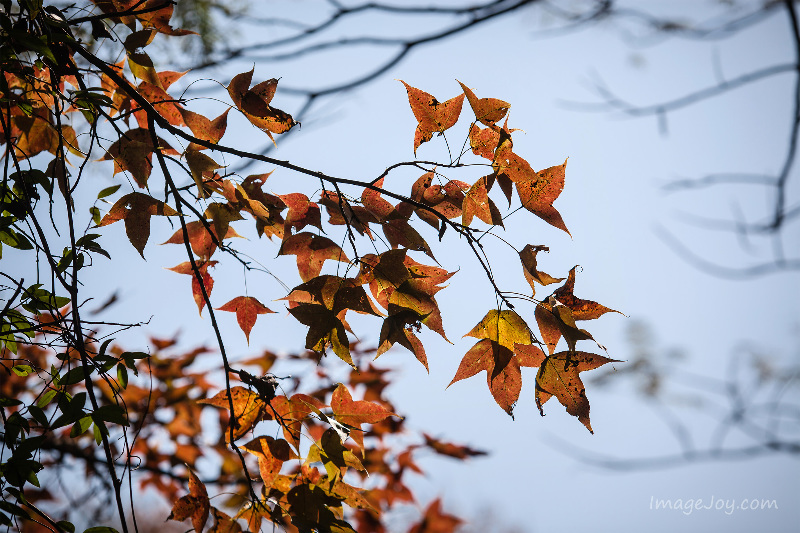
[534,351,619,434]
[278,232,350,282]
[244,436,295,489]
[208,507,243,533]
[271,394,326,450]
[449,310,538,416]
[198,385,266,441]
[185,149,222,198]
[161,220,240,261]
[408,498,462,533]
[553,266,621,320]
[168,468,209,533]
[279,192,324,233]
[179,107,230,150]
[227,69,296,142]
[216,296,275,343]
[376,310,428,371]
[515,158,570,235]
[399,80,464,155]
[422,433,487,459]
[383,219,435,261]
[102,127,178,187]
[288,303,354,366]
[464,309,532,350]
[167,260,217,314]
[462,176,503,227]
[518,244,563,296]
[97,192,178,257]
[306,427,366,480]
[457,80,510,129]
[331,384,397,451]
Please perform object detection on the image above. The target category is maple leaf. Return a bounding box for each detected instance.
[227,69,296,142]
[389,282,448,341]
[518,244,563,296]
[179,107,230,150]
[449,310,538,416]
[376,310,428,371]
[278,192,324,233]
[198,385,265,441]
[422,433,487,459]
[208,507,243,533]
[167,260,217,314]
[462,176,503,227]
[553,266,621,320]
[216,296,275,344]
[464,309,532,350]
[168,468,209,533]
[361,177,400,221]
[133,81,185,128]
[457,80,510,129]
[271,394,326,450]
[161,220,240,261]
[383,219,435,261]
[278,232,350,282]
[516,158,570,235]
[306,427,366,480]
[244,436,295,489]
[331,384,397,451]
[319,190,377,237]
[533,351,620,433]
[399,80,464,155]
[408,498,462,533]
[97,192,178,257]
[102,127,178,187]
[288,303,354,366]
[185,149,222,198]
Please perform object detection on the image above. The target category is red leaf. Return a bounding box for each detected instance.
[98,192,178,257]
[278,232,350,282]
[216,296,275,343]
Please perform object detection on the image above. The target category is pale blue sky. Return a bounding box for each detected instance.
[75,1,800,531]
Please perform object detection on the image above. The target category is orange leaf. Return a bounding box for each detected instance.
[331,384,396,451]
[216,296,275,343]
[180,107,230,150]
[168,468,209,533]
[553,266,621,320]
[399,80,464,155]
[278,232,350,282]
[198,386,265,441]
[243,436,294,489]
[457,80,510,129]
[167,261,216,314]
[408,498,462,533]
[515,158,570,235]
[447,339,521,416]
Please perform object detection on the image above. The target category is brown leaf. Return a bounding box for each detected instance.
[553,266,621,320]
[166,260,217,314]
[535,351,620,434]
[331,384,397,451]
[180,107,230,150]
[97,192,178,257]
[518,244,563,296]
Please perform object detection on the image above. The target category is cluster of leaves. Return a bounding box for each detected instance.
[2,333,482,532]
[0,0,620,532]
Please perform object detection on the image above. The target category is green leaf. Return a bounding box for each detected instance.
[70,415,93,437]
[36,389,57,408]
[92,404,128,426]
[116,363,128,389]
[97,185,121,199]
[83,527,120,533]
[11,364,32,377]
[57,521,76,533]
